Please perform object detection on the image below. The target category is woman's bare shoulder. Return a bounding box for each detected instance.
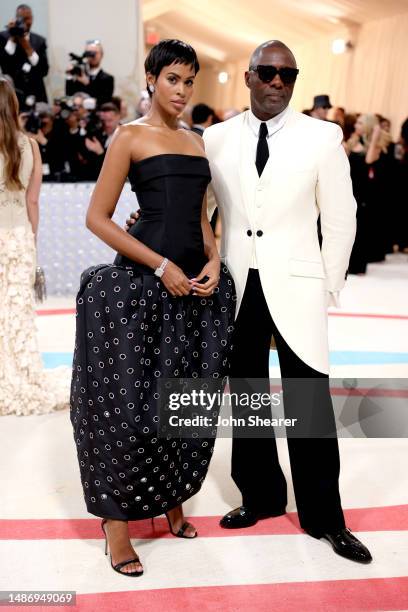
[180,127,205,152]
[121,120,154,131]
[113,123,155,159]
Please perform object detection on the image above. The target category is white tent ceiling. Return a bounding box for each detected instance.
[142,0,408,64]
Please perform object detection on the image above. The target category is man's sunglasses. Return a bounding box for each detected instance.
[249,65,299,85]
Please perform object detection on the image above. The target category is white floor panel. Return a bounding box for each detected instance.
[1,531,407,593]
[1,415,407,519]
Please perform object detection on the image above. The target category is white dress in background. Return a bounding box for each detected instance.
[0,132,71,416]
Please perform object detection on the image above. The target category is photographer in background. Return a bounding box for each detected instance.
[96,101,121,148]
[29,109,68,181]
[0,4,49,107]
[55,98,87,182]
[79,101,120,180]
[65,39,114,108]
[112,95,129,123]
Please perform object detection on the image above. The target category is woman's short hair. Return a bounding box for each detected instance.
[144,39,199,96]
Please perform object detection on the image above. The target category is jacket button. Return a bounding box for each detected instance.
[256,230,263,236]
[247,229,252,236]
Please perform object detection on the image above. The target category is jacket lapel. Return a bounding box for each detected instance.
[238,111,259,224]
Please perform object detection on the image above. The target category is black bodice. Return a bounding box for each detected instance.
[114,153,211,277]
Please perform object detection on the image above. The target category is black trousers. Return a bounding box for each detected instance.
[229,269,346,534]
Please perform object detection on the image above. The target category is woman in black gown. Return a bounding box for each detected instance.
[70,40,236,576]
[346,114,392,274]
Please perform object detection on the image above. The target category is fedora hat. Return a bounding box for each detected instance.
[312,94,332,109]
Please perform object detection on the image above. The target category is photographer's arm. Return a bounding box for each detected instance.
[4,24,17,54]
[100,74,114,103]
[65,77,78,97]
[23,37,49,75]
[18,35,37,64]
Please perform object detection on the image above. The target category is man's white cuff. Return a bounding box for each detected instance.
[5,39,17,55]
[28,51,39,66]
[328,291,341,308]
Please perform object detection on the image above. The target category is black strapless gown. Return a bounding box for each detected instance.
[70,154,236,520]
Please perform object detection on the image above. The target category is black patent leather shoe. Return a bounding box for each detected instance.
[220,505,286,529]
[307,526,373,563]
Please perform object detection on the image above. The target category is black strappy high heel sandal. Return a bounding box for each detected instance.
[150,512,198,538]
[101,518,143,576]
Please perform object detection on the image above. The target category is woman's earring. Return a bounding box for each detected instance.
[148,84,155,93]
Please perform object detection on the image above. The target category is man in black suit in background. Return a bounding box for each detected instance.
[0,4,49,107]
[65,39,114,108]
[191,103,214,135]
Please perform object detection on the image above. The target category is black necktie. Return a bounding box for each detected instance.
[255,122,269,176]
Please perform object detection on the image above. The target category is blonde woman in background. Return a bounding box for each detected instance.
[346,113,392,161]
[346,113,393,272]
[0,77,70,416]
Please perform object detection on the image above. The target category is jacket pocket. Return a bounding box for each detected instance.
[289,258,326,279]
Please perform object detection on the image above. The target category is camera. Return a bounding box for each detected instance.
[8,16,26,38]
[53,96,79,120]
[66,51,96,77]
[85,109,103,139]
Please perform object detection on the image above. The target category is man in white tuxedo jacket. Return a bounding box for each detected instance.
[203,40,372,564]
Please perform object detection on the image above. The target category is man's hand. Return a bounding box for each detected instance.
[76,72,90,86]
[18,34,32,55]
[124,210,139,231]
[32,130,47,146]
[190,257,221,297]
[85,137,104,155]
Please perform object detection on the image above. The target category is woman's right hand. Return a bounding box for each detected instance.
[160,260,193,297]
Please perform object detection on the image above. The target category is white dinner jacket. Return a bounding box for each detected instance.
[203,108,357,374]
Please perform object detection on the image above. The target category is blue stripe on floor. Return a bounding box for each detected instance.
[330,351,408,365]
[269,351,408,366]
[42,352,73,368]
[41,351,408,369]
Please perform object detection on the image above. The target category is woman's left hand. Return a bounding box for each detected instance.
[190,257,221,297]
